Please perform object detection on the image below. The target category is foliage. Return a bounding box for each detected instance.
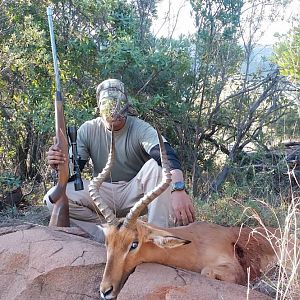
[0,0,298,202]
[0,0,194,181]
[195,195,288,228]
[0,172,22,193]
[175,0,298,196]
[273,27,300,82]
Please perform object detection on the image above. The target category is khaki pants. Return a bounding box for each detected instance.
[44,159,171,243]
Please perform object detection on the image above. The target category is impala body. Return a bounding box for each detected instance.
[89,129,279,300]
[100,220,279,299]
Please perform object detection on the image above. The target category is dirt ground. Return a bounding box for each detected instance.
[0,204,50,227]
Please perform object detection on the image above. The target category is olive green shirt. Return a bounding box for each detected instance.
[76,116,165,182]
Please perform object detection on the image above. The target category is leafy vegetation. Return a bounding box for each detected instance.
[274,27,300,82]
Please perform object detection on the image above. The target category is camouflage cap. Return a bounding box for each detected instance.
[96,78,127,106]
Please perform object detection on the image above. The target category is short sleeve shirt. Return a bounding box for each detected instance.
[76,116,166,182]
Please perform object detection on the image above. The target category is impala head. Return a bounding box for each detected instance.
[99,219,190,299]
[89,128,189,299]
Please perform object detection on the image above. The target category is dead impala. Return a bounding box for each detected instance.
[89,130,281,300]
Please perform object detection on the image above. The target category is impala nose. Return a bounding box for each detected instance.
[100,286,114,300]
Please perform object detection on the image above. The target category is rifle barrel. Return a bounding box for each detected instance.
[47,7,61,93]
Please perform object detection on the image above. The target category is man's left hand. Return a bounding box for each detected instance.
[171,190,195,226]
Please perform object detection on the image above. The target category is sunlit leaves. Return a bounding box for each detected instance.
[274,27,300,82]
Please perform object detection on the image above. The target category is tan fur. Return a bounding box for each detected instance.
[100,221,281,299]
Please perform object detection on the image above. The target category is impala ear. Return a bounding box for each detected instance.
[147,228,191,248]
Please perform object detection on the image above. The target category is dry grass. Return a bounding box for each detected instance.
[273,196,300,299]
[247,195,300,299]
[194,168,300,299]
[245,171,300,299]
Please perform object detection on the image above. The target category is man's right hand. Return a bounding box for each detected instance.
[46,137,67,170]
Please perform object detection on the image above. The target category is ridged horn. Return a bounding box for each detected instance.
[123,129,172,229]
[89,130,118,226]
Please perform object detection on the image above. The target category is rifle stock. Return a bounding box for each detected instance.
[47,8,70,227]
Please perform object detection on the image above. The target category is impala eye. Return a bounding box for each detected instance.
[130,241,139,251]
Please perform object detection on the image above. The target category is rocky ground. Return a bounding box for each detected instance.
[0,223,274,300]
[0,187,280,299]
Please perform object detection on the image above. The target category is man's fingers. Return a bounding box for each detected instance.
[186,208,194,223]
[175,209,189,226]
[174,210,182,226]
[175,206,195,226]
[189,204,196,222]
[50,145,62,152]
[49,158,65,165]
[46,136,65,170]
[171,194,196,226]
[50,136,61,151]
[48,152,65,161]
[176,219,183,226]
[180,210,189,226]
[47,149,66,169]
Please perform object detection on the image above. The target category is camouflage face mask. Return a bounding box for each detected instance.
[99,97,128,122]
[96,79,129,122]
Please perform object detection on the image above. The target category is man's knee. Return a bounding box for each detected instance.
[43,186,55,212]
[43,181,90,212]
[143,158,161,173]
[137,159,162,184]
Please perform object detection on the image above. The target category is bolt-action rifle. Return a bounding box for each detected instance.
[47,7,83,226]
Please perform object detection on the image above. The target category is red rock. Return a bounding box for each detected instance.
[0,225,272,300]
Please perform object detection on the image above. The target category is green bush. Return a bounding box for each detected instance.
[0,172,22,193]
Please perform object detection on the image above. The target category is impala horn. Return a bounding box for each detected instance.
[89,130,118,226]
[123,129,172,229]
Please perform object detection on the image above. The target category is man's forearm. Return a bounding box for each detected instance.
[170,169,185,183]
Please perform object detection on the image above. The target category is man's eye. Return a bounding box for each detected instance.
[130,241,139,251]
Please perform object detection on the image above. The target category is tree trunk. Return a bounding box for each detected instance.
[210,165,232,193]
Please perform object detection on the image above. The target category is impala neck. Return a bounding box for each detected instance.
[140,226,201,272]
